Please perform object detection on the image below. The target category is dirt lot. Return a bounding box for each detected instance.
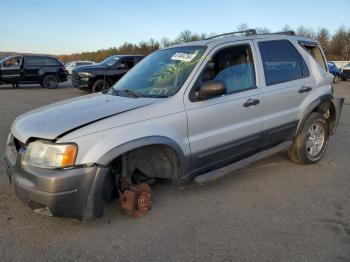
[0,81,349,262]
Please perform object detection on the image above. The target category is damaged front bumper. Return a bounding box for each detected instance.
[4,135,109,219]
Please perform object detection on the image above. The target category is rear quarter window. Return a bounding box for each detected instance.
[258,40,309,86]
[299,42,327,71]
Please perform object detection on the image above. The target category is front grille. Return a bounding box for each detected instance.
[343,69,350,74]
[72,71,80,80]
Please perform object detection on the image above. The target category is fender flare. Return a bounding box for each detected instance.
[295,93,342,136]
[96,136,189,177]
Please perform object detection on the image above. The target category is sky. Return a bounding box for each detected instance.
[0,0,349,55]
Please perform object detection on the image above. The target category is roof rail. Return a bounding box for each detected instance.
[206,29,257,40]
[266,30,296,36]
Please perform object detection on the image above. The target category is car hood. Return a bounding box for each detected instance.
[73,64,107,72]
[342,65,350,70]
[11,93,156,143]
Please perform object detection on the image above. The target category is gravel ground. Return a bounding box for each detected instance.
[0,81,349,262]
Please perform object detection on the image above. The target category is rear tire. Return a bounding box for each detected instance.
[288,112,329,164]
[92,79,109,93]
[42,74,59,89]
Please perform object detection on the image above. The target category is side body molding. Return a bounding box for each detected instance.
[96,136,189,177]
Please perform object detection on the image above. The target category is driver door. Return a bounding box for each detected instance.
[1,56,23,83]
[184,41,266,174]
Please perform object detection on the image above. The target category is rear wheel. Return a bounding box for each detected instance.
[92,79,109,93]
[42,74,59,89]
[288,112,329,164]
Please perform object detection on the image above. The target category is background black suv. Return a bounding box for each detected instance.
[72,54,144,92]
[0,55,68,88]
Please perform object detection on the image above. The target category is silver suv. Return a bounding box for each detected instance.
[5,30,344,220]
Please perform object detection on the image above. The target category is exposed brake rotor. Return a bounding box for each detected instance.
[120,183,152,218]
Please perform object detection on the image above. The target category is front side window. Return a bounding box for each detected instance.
[100,56,120,66]
[112,46,206,98]
[193,44,256,96]
[259,40,308,86]
[4,56,22,67]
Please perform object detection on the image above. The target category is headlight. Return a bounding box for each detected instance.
[78,72,92,78]
[23,140,78,169]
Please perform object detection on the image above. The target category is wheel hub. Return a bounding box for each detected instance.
[306,122,325,157]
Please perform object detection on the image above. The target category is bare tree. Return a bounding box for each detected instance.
[160,37,171,48]
[236,23,249,31]
[179,30,194,43]
[58,25,350,63]
[296,26,315,38]
[281,25,293,32]
[316,28,330,54]
[330,26,350,60]
[256,27,271,34]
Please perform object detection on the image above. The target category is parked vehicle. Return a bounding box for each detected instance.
[5,30,344,220]
[340,63,350,81]
[65,61,95,75]
[327,62,341,83]
[0,55,68,88]
[72,55,144,93]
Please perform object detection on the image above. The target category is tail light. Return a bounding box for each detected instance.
[60,66,67,72]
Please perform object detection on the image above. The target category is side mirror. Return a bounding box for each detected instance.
[197,80,227,101]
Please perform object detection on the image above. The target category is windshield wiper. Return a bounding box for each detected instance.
[119,89,142,98]
[102,88,122,97]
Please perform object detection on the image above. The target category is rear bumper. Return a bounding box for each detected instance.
[5,142,109,219]
[58,72,68,82]
[330,97,344,135]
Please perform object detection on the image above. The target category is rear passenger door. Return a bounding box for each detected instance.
[22,56,41,82]
[254,39,312,146]
[185,41,265,173]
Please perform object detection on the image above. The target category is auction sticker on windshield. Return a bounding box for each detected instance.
[171,52,196,62]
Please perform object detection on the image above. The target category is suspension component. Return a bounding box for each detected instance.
[120,183,152,218]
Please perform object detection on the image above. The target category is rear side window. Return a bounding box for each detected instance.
[25,57,59,66]
[259,40,309,86]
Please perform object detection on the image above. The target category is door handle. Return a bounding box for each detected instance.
[298,86,312,93]
[243,98,260,107]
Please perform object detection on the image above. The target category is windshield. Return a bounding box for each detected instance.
[100,56,120,66]
[111,46,206,98]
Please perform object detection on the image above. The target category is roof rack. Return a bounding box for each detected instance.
[262,30,296,36]
[206,29,257,40]
[205,29,296,40]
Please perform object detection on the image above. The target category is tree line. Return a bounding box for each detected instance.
[58,24,350,63]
